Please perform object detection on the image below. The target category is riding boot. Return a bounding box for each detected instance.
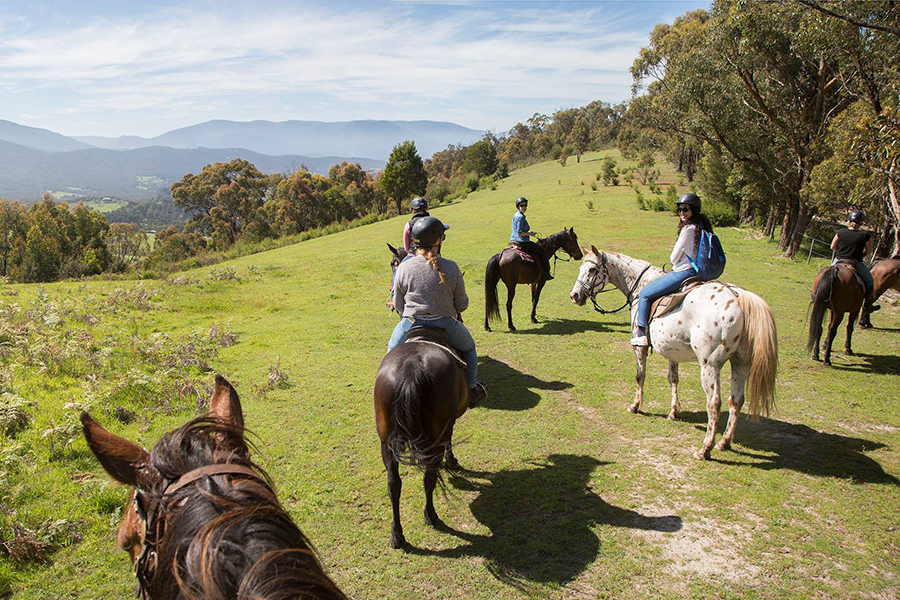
[469,381,487,406]
[542,257,554,281]
[865,288,881,314]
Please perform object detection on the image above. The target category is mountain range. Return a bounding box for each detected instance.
[0,119,484,202]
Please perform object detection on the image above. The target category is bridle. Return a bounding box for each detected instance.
[575,253,650,315]
[541,231,581,276]
[132,463,265,599]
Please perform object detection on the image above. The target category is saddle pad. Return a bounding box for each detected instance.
[507,244,535,263]
[648,278,735,322]
[835,261,866,294]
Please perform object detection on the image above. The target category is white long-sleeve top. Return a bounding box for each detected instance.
[670,224,697,272]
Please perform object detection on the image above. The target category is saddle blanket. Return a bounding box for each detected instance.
[507,245,535,263]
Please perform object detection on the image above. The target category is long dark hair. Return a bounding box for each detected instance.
[676,210,713,249]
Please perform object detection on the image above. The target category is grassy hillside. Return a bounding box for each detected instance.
[1,150,898,599]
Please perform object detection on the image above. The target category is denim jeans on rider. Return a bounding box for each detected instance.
[635,269,697,329]
[831,258,874,291]
[387,316,478,388]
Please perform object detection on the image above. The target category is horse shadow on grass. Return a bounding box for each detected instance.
[514,318,630,336]
[827,352,900,375]
[405,454,682,590]
[477,355,573,411]
[666,411,898,484]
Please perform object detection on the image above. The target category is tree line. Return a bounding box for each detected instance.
[628,0,900,257]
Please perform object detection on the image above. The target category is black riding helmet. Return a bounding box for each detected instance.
[411,197,428,212]
[411,216,449,248]
[515,197,528,207]
[848,209,865,224]
[676,193,701,212]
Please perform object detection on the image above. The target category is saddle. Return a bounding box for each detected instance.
[647,276,706,322]
[507,242,536,263]
[834,259,866,293]
[406,325,467,368]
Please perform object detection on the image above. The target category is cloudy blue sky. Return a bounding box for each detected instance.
[0,0,710,138]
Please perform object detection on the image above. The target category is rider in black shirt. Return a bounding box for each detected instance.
[831,209,879,314]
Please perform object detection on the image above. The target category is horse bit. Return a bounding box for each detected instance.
[132,463,264,599]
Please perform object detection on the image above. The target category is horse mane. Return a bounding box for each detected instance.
[148,418,348,600]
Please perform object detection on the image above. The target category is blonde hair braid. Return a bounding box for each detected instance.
[416,246,445,284]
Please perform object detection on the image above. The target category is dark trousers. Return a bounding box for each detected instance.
[517,241,552,277]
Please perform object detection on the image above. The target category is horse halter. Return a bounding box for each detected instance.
[132,463,265,599]
[576,253,609,300]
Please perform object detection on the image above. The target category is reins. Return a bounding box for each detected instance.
[540,231,575,277]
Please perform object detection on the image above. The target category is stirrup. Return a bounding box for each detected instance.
[469,381,487,406]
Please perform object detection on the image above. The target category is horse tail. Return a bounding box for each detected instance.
[386,360,445,471]
[806,266,837,354]
[485,253,502,326]
[738,290,777,418]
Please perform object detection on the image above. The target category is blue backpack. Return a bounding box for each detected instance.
[688,229,726,281]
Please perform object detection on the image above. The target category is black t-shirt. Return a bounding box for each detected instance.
[834,228,870,261]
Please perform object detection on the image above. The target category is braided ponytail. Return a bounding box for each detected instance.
[417,246,446,284]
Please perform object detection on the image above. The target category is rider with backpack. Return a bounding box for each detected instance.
[389,216,487,404]
[831,209,880,315]
[511,197,554,280]
[631,193,715,347]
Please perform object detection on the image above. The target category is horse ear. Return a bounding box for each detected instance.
[387,243,399,256]
[582,246,589,255]
[591,244,599,255]
[81,412,151,488]
[209,375,244,431]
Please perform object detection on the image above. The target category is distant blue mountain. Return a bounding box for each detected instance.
[0,139,383,202]
[74,119,484,161]
[0,120,96,152]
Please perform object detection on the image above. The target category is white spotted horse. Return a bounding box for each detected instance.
[570,246,778,460]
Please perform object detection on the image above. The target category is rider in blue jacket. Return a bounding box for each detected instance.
[511,197,553,280]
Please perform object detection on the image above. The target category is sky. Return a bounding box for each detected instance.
[0,0,710,138]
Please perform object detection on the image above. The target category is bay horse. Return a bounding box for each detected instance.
[81,375,348,600]
[484,228,583,331]
[570,247,778,460]
[859,257,900,328]
[374,328,473,548]
[807,261,864,365]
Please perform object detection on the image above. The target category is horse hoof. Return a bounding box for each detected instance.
[846,349,854,356]
[694,450,710,461]
[445,457,460,471]
[389,533,406,549]
[715,441,731,451]
[824,359,832,367]
[627,404,639,414]
[667,411,678,421]
[424,511,442,528]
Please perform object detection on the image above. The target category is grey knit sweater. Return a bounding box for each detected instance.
[393,255,468,319]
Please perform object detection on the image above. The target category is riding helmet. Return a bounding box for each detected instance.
[848,209,865,224]
[411,197,428,212]
[411,216,449,248]
[515,197,528,207]
[676,193,701,212]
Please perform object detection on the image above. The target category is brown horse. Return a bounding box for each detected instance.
[859,257,900,328]
[81,376,348,600]
[484,228,583,331]
[808,262,864,365]
[374,327,472,548]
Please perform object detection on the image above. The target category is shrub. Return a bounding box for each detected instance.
[704,200,740,227]
[464,173,479,192]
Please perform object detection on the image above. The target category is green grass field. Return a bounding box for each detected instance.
[1,151,898,599]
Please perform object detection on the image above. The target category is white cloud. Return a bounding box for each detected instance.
[0,1,657,135]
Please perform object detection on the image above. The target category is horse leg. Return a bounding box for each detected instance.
[381,441,405,548]
[695,359,724,460]
[717,355,747,451]
[667,361,680,420]
[505,281,517,332]
[823,311,843,366]
[423,462,442,528]
[444,428,459,470]
[530,280,546,324]
[845,310,859,355]
[628,346,649,413]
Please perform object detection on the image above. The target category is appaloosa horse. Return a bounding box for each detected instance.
[808,261,864,365]
[484,228,582,331]
[81,376,348,600]
[859,257,900,328]
[570,247,778,460]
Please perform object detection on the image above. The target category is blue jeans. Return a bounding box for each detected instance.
[635,269,697,329]
[388,316,478,388]
[832,258,874,291]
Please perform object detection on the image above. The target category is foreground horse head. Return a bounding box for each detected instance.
[374,335,471,548]
[484,227,582,331]
[570,247,778,460]
[81,375,347,600]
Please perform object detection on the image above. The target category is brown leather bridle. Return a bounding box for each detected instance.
[132,464,265,599]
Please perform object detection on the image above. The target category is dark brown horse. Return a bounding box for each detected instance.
[81,376,348,600]
[484,228,582,331]
[859,257,900,328]
[807,262,864,365]
[374,328,472,548]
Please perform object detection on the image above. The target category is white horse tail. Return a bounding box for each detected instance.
[738,290,778,418]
